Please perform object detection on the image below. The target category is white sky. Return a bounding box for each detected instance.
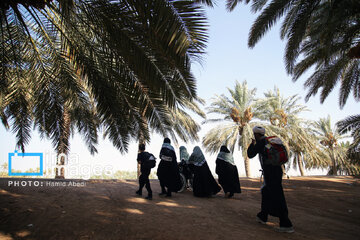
[0,3,358,178]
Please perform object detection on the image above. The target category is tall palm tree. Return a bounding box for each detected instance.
[202,80,260,177]
[335,141,360,175]
[36,82,100,178]
[337,114,360,163]
[256,87,308,128]
[225,0,360,108]
[287,124,328,176]
[1,0,209,178]
[312,115,347,175]
[256,87,325,176]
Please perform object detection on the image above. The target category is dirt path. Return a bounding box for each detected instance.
[0,176,359,240]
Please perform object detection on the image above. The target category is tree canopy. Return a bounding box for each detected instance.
[1,0,209,154]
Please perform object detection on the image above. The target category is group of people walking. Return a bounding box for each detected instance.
[136,126,294,233]
[136,138,241,199]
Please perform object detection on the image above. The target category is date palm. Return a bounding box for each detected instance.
[256,87,325,176]
[335,141,360,175]
[312,116,351,175]
[1,0,209,175]
[337,114,360,163]
[225,0,360,108]
[1,0,209,179]
[287,124,328,176]
[202,80,261,177]
[256,87,308,128]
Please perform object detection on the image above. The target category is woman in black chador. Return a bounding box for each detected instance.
[215,146,241,198]
[188,146,221,197]
[156,138,182,197]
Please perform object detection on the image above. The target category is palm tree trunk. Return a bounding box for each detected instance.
[244,156,251,177]
[297,154,305,176]
[330,147,337,175]
[55,108,71,179]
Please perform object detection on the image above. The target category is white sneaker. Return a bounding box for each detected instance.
[275,226,294,233]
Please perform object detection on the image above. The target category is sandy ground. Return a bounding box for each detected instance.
[0,176,359,240]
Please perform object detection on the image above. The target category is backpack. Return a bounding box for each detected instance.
[143,153,156,169]
[264,136,288,166]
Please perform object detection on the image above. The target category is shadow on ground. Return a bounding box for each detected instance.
[0,176,359,240]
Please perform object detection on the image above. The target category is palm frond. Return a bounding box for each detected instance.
[1,0,210,155]
[248,0,293,48]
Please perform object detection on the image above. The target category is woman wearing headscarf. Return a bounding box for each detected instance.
[188,146,221,197]
[179,146,193,190]
[157,138,182,197]
[215,146,241,198]
[180,146,190,163]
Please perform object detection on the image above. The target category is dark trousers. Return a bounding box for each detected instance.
[259,165,292,227]
[139,168,152,195]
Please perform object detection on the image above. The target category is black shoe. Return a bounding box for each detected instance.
[136,190,142,196]
[145,195,152,200]
[228,192,234,198]
[165,192,172,197]
[159,192,167,196]
[256,212,267,224]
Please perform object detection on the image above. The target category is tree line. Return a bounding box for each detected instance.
[202,81,359,177]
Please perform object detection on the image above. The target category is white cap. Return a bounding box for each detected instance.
[253,126,265,135]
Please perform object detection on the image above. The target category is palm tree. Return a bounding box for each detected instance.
[255,87,325,176]
[335,141,360,175]
[256,87,308,128]
[225,0,360,108]
[337,114,360,163]
[1,0,209,177]
[202,80,260,177]
[37,83,100,178]
[291,1,360,108]
[287,124,328,176]
[312,115,349,175]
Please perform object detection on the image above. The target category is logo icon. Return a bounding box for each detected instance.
[8,150,43,176]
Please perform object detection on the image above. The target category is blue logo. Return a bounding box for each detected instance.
[8,150,43,176]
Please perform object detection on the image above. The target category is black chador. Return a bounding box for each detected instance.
[215,146,241,198]
[188,146,221,197]
[156,138,182,196]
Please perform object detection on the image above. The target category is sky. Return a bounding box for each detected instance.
[0,2,358,179]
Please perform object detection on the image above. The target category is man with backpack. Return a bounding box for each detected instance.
[136,144,155,200]
[247,126,294,233]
